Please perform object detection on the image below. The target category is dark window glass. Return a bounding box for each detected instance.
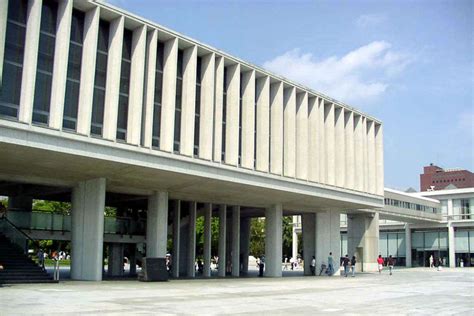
[152,42,164,148]
[63,9,84,130]
[194,57,202,156]
[174,50,183,153]
[116,29,132,141]
[254,82,258,168]
[91,20,109,136]
[0,0,27,118]
[32,0,58,125]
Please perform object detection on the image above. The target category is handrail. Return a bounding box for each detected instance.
[0,214,40,249]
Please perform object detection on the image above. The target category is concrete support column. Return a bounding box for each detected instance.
[146,191,168,258]
[160,37,178,152]
[241,70,256,169]
[231,206,240,277]
[367,120,376,194]
[0,0,8,87]
[77,7,100,135]
[265,204,282,277]
[199,53,215,160]
[270,82,284,175]
[225,63,240,166]
[142,29,158,148]
[292,215,299,261]
[213,56,224,162]
[308,97,319,182]
[354,115,364,191]
[335,107,345,188]
[375,124,384,196]
[203,203,212,277]
[325,103,335,185]
[126,24,146,145]
[347,213,379,272]
[107,243,124,277]
[405,223,412,268]
[187,202,197,277]
[283,87,296,178]
[218,204,227,277]
[256,76,270,172]
[129,244,137,275]
[240,217,251,274]
[71,178,106,281]
[362,117,369,192]
[318,98,326,183]
[448,223,455,267]
[296,92,308,180]
[344,111,355,189]
[49,0,73,130]
[172,200,181,278]
[102,16,124,141]
[302,213,316,276]
[19,0,42,124]
[316,210,340,276]
[180,45,197,156]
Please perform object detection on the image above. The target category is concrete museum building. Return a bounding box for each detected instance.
[0,0,386,281]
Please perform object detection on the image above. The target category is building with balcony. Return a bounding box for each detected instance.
[0,0,384,281]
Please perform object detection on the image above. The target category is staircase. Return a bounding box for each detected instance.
[0,233,56,284]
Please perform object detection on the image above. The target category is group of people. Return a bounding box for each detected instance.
[377,255,396,275]
[429,255,444,270]
[283,256,301,271]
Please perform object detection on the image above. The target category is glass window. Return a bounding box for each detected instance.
[387,233,398,257]
[379,232,388,257]
[152,42,164,148]
[32,0,58,125]
[91,20,109,136]
[455,231,469,252]
[63,9,84,130]
[116,29,132,141]
[424,231,438,250]
[412,232,423,249]
[174,50,183,153]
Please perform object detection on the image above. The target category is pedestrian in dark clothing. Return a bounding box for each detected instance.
[258,256,265,277]
[350,256,356,277]
[343,254,350,277]
[388,255,395,275]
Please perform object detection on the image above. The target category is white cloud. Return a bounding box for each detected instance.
[262,41,412,106]
[356,14,386,28]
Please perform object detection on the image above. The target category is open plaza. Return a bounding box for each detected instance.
[1,268,473,315]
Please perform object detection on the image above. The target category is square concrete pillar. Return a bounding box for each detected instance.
[335,107,345,188]
[0,0,8,88]
[225,63,240,166]
[107,243,124,277]
[241,70,256,169]
[270,82,284,175]
[354,115,364,191]
[283,87,296,178]
[160,37,178,152]
[203,203,212,277]
[240,217,251,274]
[231,206,240,277]
[180,45,197,156]
[265,204,282,277]
[344,111,355,189]
[218,204,227,277]
[318,98,326,183]
[448,224,455,267]
[19,0,42,124]
[142,29,158,148]
[302,213,316,276]
[49,0,73,130]
[71,178,106,281]
[347,213,379,272]
[187,201,197,277]
[316,210,340,276]
[324,103,335,185]
[77,7,100,135]
[405,223,412,267]
[199,53,215,160]
[256,76,270,172]
[375,124,384,196]
[102,16,124,141]
[362,117,369,192]
[172,200,181,278]
[296,92,308,180]
[146,191,168,258]
[308,97,319,182]
[367,120,376,194]
[213,56,224,162]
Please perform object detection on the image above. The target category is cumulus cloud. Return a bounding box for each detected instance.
[262,41,412,105]
[356,14,387,28]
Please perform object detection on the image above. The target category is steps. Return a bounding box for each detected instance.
[0,233,56,284]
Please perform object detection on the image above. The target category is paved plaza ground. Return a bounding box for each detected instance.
[1,268,472,315]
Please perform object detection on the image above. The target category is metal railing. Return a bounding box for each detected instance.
[0,215,39,255]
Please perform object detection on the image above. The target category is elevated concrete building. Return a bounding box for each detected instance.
[0,0,384,280]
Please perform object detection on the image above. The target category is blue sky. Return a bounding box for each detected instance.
[106,0,473,191]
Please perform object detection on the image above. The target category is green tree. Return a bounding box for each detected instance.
[250,218,265,257]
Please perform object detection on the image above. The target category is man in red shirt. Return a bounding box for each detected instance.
[377,255,384,274]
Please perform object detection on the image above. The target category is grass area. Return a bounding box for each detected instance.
[43,259,71,267]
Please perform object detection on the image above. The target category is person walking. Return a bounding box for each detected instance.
[310,256,316,276]
[327,252,334,276]
[377,255,384,274]
[388,255,395,275]
[342,254,350,277]
[429,255,434,268]
[258,256,265,277]
[351,255,356,277]
[37,249,45,270]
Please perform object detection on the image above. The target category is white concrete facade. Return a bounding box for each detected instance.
[0,0,385,282]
